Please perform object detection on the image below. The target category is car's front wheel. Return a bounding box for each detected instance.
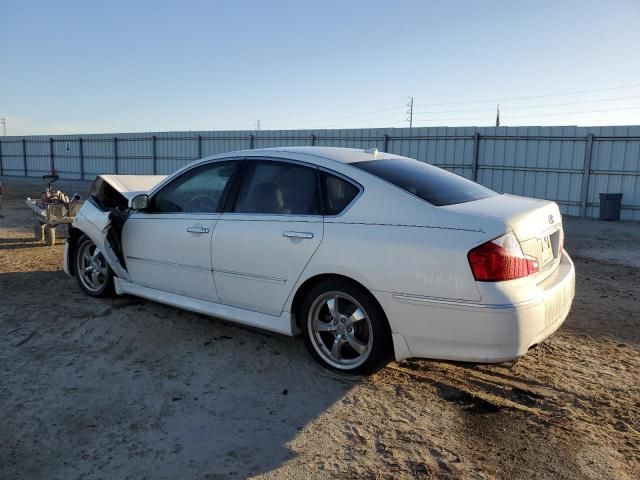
[74,235,115,297]
[301,280,390,374]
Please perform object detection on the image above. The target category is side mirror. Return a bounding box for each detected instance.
[130,194,149,210]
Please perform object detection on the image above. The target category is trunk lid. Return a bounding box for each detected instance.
[442,194,564,281]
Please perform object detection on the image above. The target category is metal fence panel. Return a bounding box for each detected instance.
[1,125,639,220]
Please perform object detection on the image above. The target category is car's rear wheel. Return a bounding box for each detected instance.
[74,235,115,297]
[301,280,390,374]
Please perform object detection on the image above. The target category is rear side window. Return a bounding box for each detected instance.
[322,172,359,215]
[352,158,497,206]
[233,161,320,215]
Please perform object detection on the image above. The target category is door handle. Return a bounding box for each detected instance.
[282,231,314,239]
[187,226,210,234]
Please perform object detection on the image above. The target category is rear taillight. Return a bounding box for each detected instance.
[468,233,539,281]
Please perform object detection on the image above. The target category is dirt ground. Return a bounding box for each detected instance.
[1,176,638,480]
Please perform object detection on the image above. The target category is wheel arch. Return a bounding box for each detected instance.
[65,226,85,275]
[289,273,390,335]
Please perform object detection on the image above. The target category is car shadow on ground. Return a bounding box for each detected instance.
[0,269,359,478]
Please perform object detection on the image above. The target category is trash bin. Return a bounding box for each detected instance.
[599,193,623,221]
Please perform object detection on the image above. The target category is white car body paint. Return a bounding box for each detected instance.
[98,175,166,200]
[68,147,576,363]
[211,213,324,316]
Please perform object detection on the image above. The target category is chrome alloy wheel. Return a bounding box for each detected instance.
[76,240,108,293]
[307,291,374,369]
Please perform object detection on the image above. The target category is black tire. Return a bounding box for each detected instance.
[44,225,56,246]
[34,222,45,242]
[74,234,115,297]
[300,279,391,375]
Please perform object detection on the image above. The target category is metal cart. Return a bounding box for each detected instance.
[25,175,83,246]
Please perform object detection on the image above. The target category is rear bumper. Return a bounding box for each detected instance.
[378,250,576,363]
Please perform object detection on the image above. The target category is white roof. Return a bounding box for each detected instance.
[244,146,402,164]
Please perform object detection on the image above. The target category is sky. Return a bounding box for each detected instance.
[1,0,640,135]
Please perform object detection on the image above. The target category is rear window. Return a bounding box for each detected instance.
[352,158,497,206]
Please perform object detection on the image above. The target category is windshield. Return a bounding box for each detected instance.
[352,158,497,206]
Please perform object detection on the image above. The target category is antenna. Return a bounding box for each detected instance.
[406,97,414,128]
[1,117,5,136]
[255,119,261,131]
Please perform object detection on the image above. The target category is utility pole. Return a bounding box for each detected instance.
[406,97,414,128]
[1,117,5,136]
[255,119,261,131]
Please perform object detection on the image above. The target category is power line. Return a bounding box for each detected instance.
[413,82,640,107]
[413,94,640,115]
[273,112,407,130]
[505,105,640,119]
[412,105,640,123]
[272,104,405,128]
[267,83,640,129]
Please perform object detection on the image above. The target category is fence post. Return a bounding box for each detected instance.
[383,134,389,152]
[79,137,84,180]
[152,135,157,174]
[197,134,202,159]
[580,133,594,218]
[250,134,255,149]
[472,132,480,181]
[113,137,119,174]
[311,133,316,146]
[49,138,55,174]
[0,140,3,176]
[22,139,27,176]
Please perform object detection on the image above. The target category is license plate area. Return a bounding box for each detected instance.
[539,235,554,266]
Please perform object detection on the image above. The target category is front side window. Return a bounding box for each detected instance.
[352,158,497,206]
[150,161,238,213]
[233,161,320,215]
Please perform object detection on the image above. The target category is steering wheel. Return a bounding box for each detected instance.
[186,193,218,212]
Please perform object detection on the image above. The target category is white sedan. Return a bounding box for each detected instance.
[64,147,575,374]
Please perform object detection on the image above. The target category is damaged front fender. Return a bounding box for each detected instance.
[73,201,130,281]
[71,174,166,281]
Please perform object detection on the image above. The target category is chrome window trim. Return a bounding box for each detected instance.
[146,156,246,201]
[145,154,364,218]
[227,156,324,217]
[317,166,364,219]
[219,213,324,221]
[225,156,364,218]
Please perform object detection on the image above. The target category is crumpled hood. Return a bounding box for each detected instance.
[98,175,167,200]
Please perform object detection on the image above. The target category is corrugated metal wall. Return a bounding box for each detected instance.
[1,125,639,220]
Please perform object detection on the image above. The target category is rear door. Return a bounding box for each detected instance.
[211,159,323,316]
[121,160,240,301]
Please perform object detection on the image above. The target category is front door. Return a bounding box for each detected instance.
[212,160,324,316]
[122,160,240,302]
